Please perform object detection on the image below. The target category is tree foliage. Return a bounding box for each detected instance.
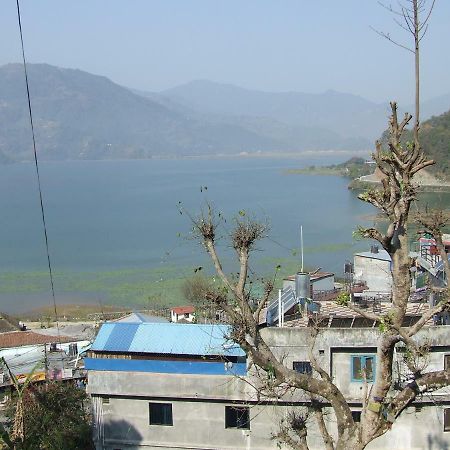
[5,381,93,450]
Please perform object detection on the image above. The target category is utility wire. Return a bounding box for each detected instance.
[15,0,61,346]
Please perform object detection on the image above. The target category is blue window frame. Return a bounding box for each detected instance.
[351,355,375,382]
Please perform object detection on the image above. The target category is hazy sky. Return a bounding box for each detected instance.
[2,1,449,104]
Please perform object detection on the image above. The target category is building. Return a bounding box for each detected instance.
[0,331,91,385]
[170,306,195,323]
[86,322,256,449]
[415,234,450,288]
[353,246,392,295]
[86,319,450,450]
[417,233,450,267]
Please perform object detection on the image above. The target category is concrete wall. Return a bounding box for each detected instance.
[354,255,392,293]
[94,395,297,450]
[91,391,450,450]
[311,276,334,292]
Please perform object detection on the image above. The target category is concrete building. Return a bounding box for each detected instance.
[417,234,450,267]
[353,246,392,295]
[415,234,450,288]
[86,321,450,450]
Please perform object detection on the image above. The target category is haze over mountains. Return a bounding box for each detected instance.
[0,63,448,163]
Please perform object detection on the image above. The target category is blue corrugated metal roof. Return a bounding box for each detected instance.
[91,322,244,357]
[112,312,169,323]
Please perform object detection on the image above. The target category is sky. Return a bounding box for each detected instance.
[1,0,449,104]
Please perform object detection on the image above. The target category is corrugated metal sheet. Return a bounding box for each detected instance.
[91,323,244,357]
[113,312,169,323]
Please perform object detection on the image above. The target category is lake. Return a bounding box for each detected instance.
[0,156,447,313]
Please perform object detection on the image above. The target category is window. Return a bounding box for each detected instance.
[444,409,450,432]
[225,406,250,430]
[184,313,190,319]
[102,397,110,404]
[149,403,173,426]
[351,355,375,382]
[444,354,450,370]
[351,411,361,422]
[293,361,312,375]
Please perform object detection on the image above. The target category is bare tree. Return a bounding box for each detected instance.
[181,274,220,322]
[187,1,449,449]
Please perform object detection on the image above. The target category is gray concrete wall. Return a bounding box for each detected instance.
[354,255,392,293]
[94,395,292,449]
[91,392,450,450]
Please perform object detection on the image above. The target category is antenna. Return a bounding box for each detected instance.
[300,225,304,272]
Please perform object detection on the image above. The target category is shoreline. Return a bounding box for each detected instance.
[1,149,371,165]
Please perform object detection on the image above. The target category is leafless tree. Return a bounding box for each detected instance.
[187,1,449,448]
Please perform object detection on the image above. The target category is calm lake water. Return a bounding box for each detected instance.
[0,156,447,313]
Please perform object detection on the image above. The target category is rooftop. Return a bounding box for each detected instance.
[91,322,244,357]
[112,312,169,323]
[283,300,433,328]
[0,331,73,348]
[354,249,391,262]
[171,306,195,315]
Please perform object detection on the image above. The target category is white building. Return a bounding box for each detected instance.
[170,306,195,323]
[354,246,392,295]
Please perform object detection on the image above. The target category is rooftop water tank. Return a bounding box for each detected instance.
[295,272,310,299]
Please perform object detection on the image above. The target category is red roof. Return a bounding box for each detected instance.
[171,306,195,315]
[0,331,73,349]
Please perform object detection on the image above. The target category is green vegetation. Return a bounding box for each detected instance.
[0,239,358,314]
[380,109,450,180]
[5,381,93,450]
[411,110,450,179]
[0,266,190,311]
[285,157,374,179]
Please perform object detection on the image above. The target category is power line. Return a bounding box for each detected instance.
[15,0,61,346]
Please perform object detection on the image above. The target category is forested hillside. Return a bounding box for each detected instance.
[379,109,450,179]
[419,110,450,178]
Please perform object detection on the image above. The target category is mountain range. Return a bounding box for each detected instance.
[0,63,448,163]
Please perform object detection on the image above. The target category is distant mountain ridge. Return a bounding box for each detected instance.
[1,64,295,162]
[162,80,392,141]
[0,64,448,162]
